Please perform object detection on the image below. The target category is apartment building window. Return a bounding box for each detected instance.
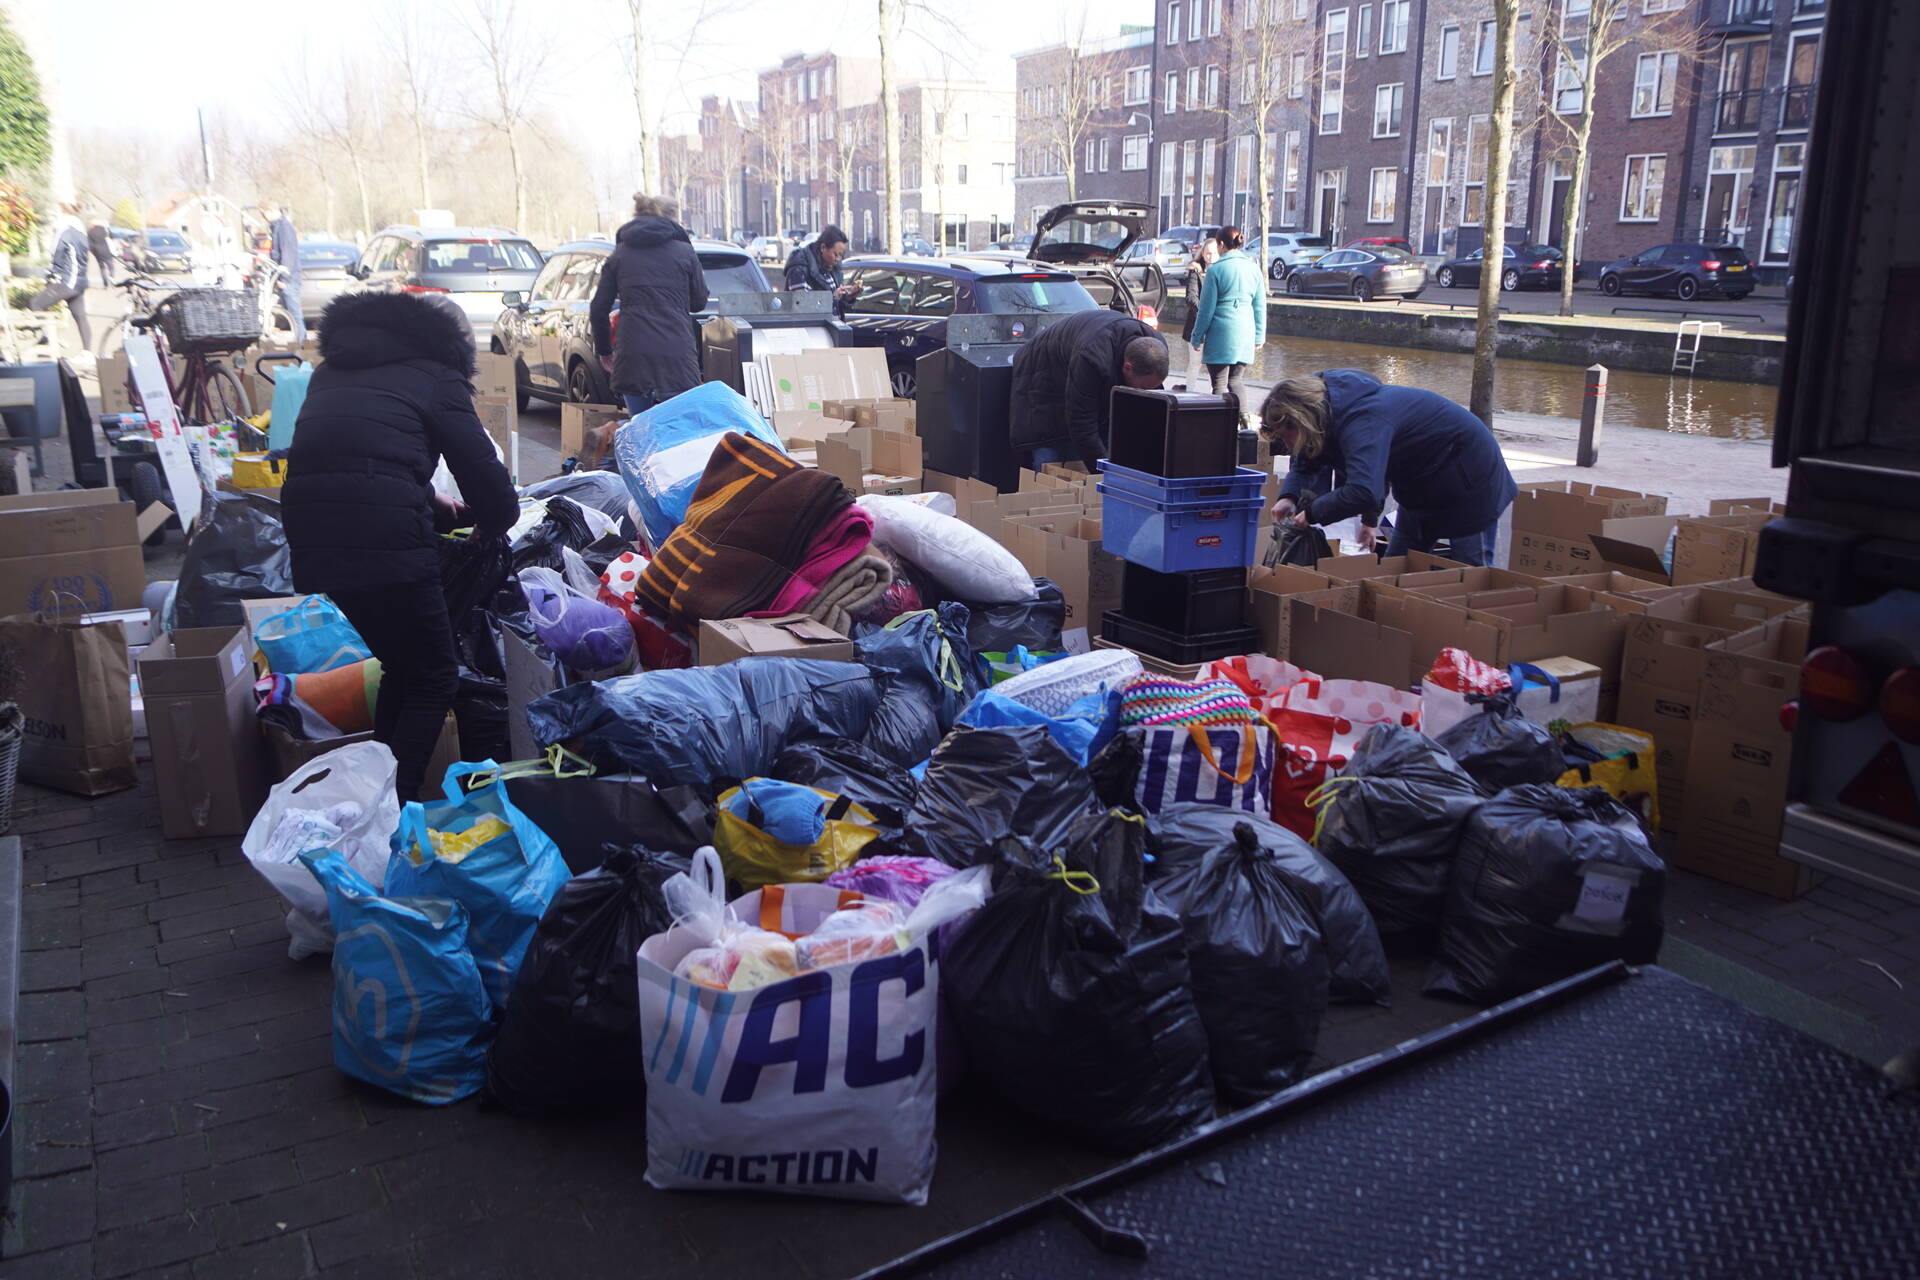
[1207,65,1222,108]
[1123,133,1149,170]
[1643,0,1683,11]
[1321,8,1349,134]
[1168,2,1182,43]
[1716,40,1768,133]
[1208,0,1223,37]
[1380,0,1409,53]
[1632,52,1679,117]
[1244,0,1258,29]
[1282,129,1303,225]
[1290,51,1308,98]
[1202,137,1218,221]
[1463,114,1489,223]
[1764,142,1804,262]
[1473,20,1496,76]
[1555,50,1587,114]
[1188,67,1203,110]
[1165,70,1180,113]
[1294,0,1309,17]
[1620,154,1667,222]
[1374,83,1404,137]
[1367,167,1397,223]
[1704,144,1756,239]
[1782,32,1820,130]
[1126,65,1151,104]
[1160,142,1179,223]
[1189,0,1203,40]
[1232,134,1254,225]
[1437,24,1459,79]
[1356,5,1372,57]
[1237,63,1252,105]
[1099,138,1111,171]
[1181,139,1199,222]
[1425,118,1452,186]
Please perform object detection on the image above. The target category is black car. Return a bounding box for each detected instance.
[837,255,1103,397]
[1598,243,1754,302]
[1435,243,1569,292]
[136,228,194,273]
[1284,245,1428,301]
[491,236,769,407]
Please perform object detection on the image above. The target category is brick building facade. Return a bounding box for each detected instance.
[1014,29,1156,230]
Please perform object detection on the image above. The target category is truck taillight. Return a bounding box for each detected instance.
[1800,645,1877,720]
[1881,667,1920,744]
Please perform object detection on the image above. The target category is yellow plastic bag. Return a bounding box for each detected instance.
[231,452,288,489]
[1556,723,1660,833]
[713,783,882,888]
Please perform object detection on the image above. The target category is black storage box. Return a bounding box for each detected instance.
[1120,562,1248,635]
[1107,388,1240,478]
[1102,610,1262,665]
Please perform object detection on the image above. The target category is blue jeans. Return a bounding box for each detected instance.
[1385,509,1498,567]
[279,281,306,345]
[1026,444,1073,469]
[623,393,663,415]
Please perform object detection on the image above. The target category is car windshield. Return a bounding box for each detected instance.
[300,244,358,268]
[1038,217,1133,251]
[1519,245,1561,260]
[146,232,186,250]
[699,256,766,293]
[1295,235,1329,247]
[1714,246,1751,263]
[976,277,1100,313]
[424,239,543,273]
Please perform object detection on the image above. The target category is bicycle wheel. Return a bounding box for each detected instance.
[203,364,249,420]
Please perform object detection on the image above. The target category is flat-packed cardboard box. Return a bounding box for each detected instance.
[560,402,627,460]
[1675,615,1817,898]
[0,488,146,616]
[822,397,916,432]
[765,349,891,414]
[473,396,519,481]
[1000,512,1122,643]
[697,614,855,666]
[1509,481,1668,576]
[139,626,269,838]
[1615,585,1806,834]
[774,411,846,447]
[818,427,924,496]
[921,469,1000,514]
[264,714,460,800]
[475,351,517,401]
[1264,582,1416,688]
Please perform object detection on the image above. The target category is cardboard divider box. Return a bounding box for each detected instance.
[766,349,891,414]
[999,512,1121,645]
[1674,615,1818,898]
[560,402,627,460]
[1448,584,1631,717]
[1316,551,1469,582]
[0,487,146,616]
[1510,481,1668,576]
[1549,571,1673,605]
[1263,582,1417,689]
[774,411,846,447]
[1247,564,1338,658]
[818,427,924,496]
[139,626,268,838]
[822,397,916,433]
[697,614,854,665]
[920,469,1000,514]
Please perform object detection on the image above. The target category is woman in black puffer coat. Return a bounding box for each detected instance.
[590,193,710,414]
[282,289,519,801]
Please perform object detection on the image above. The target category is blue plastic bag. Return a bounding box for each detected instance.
[957,686,1120,768]
[387,763,571,1012]
[854,604,978,766]
[611,382,786,549]
[254,594,371,675]
[265,362,314,452]
[300,851,492,1105]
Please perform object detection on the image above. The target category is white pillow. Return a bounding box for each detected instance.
[856,495,1038,605]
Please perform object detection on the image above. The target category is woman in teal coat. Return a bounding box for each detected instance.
[1188,225,1267,418]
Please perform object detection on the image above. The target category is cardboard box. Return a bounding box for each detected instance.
[1247,563,1338,658]
[1671,510,1776,587]
[1000,512,1122,642]
[473,396,519,480]
[264,714,460,801]
[817,427,924,496]
[502,625,562,763]
[139,626,269,838]
[822,397,916,432]
[920,469,1000,514]
[773,411,846,447]
[765,349,891,414]
[1450,584,1631,717]
[697,614,854,666]
[1549,571,1672,604]
[1510,481,1669,576]
[1316,550,1471,582]
[1674,615,1817,898]
[0,487,146,616]
[1263,582,1416,688]
[561,402,627,460]
[475,351,517,402]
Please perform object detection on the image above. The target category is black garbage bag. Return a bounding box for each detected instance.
[1148,803,1390,1005]
[1427,785,1666,1005]
[963,577,1066,675]
[942,810,1216,1152]
[440,533,514,635]
[173,490,293,627]
[452,669,511,763]
[854,604,980,766]
[892,724,1099,867]
[521,471,636,539]
[485,845,690,1113]
[772,739,919,823]
[510,495,598,574]
[1151,818,1329,1107]
[1088,728,1145,811]
[525,658,878,792]
[503,772,714,874]
[1314,725,1488,947]
[1436,698,1565,792]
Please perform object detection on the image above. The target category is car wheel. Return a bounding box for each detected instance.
[567,359,598,405]
[1676,276,1700,302]
[1501,268,1521,292]
[1436,267,1455,288]
[1600,273,1622,297]
[1351,279,1373,302]
[889,362,916,399]
[1270,259,1288,281]
[1286,274,1305,296]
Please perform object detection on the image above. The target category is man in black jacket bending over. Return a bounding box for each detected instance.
[1008,308,1169,471]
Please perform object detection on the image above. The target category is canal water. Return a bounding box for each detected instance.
[1163,329,1778,441]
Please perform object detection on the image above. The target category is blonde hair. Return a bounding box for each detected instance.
[631,193,679,220]
[1260,375,1329,460]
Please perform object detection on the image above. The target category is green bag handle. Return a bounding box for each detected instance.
[454,744,597,793]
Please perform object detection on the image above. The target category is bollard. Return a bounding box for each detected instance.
[1578,364,1607,467]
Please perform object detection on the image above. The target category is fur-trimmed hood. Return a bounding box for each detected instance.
[317,288,478,376]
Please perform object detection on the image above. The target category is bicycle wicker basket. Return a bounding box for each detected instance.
[157,289,258,354]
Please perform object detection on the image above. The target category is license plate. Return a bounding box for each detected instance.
[1727,264,1747,272]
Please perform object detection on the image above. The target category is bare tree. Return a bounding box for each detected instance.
[754,92,794,234]
[625,0,659,193]
[1229,1,1319,277]
[387,12,441,210]
[456,0,552,236]
[1470,0,1524,425]
[878,0,903,254]
[1538,0,1709,316]
[1037,12,1102,203]
[282,56,379,239]
[704,106,747,239]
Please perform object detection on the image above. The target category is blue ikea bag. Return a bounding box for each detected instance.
[265,361,314,451]
[611,381,786,548]
[300,851,492,1105]
[387,762,571,1013]
[253,594,371,674]
[956,686,1120,768]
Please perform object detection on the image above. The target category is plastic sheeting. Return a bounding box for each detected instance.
[612,382,786,549]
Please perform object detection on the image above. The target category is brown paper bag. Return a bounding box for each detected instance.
[0,613,137,796]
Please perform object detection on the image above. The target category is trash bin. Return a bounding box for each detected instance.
[915,312,1072,493]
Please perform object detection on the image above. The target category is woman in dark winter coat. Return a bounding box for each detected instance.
[589,194,710,414]
[281,289,519,801]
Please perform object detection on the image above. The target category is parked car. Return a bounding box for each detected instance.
[1283,245,1427,301]
[1435,243,1570,292]
[136,228,195,273]
[1345,236,1415,256]
[972,200,1166,320]
[1597,242,1754,301]
[747,235,789,267]
[492,236,769,407]
[295,240,363,313]
[990,234,1034,254]
[1120,237,1193,273]
[836,254,1103,397]
[901,233,938,257]
[350,226,545,337]
[1262,231,1331,280]
[1162,224,1225,252]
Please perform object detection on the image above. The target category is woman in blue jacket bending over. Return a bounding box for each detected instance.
[1260,370,1517,566]
[1187,224,1266,419]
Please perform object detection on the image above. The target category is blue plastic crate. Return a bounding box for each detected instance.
[1097,484,1264,572]
[1098,459,1267,506]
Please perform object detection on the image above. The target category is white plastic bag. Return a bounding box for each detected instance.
[857,495,1038,605]
[241,741,402,959]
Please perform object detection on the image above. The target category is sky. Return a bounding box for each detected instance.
[27,0,1155,147]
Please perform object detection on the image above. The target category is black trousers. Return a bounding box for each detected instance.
[1208,362,1248,416]
[329,582,459,803]
[91,248,115,284]
[30,283,91,352]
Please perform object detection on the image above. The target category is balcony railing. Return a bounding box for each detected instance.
[1781,83,1816,130]
[1689,225,1749,248]
[1716,88,1766,133]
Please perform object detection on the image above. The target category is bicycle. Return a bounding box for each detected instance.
[241,252,297,344]
[112,287,253,426]
[96,273,174,357]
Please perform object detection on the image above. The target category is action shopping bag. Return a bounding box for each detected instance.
[253,595,372,675]
[300,851,492,1106]
[1556,723,1661,833]
[1268,679,1423,840]
[712,780,883,888]
[388,761,571,1012]
[1133,722,1278,817]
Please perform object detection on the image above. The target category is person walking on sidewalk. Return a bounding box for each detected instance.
[1008,307,1169,471]
[1187,225,1265,422]
[269,203,307,345]
[590,193,710,415]
[1180,235,1218,378]
[87,217,116,286]
[1260,370,1516,566]
[280,289,518,802]
[28,205,93,357]
[784,225,861,314]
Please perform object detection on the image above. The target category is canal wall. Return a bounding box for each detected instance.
[1164,295,1784,386]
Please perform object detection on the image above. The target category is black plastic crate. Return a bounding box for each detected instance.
[1107,387,1239,478]
[1238,428,1262,466]
[1101,610,1262,666]
[1120,562,1248,634]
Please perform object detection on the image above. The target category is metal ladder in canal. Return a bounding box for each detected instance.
[1673,320,1722,374]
